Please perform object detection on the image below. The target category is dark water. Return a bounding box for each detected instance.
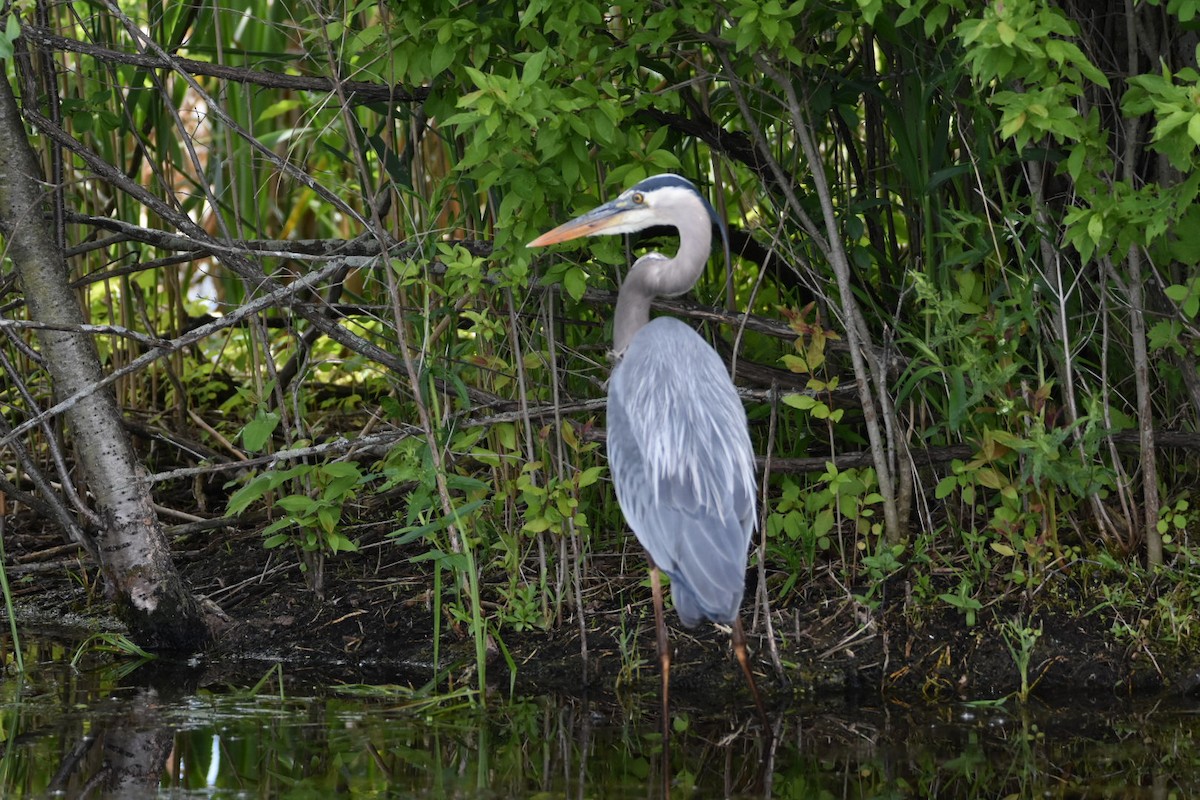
[2,633,1199,798]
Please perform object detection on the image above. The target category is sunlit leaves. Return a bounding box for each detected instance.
[1125,67,1200,170]
[958,0,1107,153]
[724,0,806,55]
[992,85,1082,148]
[894,0,964,37]
[1062,177,1200,263]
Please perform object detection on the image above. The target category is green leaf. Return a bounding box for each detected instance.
[523,517,551,533]
[71,110,93,133]
[1066,143,1087,180]
[277,495,317,514]
[263,532,290,549]
[522,49,547,85]
[321,462,363,479]
[241,410,281,453]
[258,99,302,123]
[997,21,1016,46]
[317,505,339,534]
[935,475,958,499]
[812,508,834,538]
[782,393,817,410]
[976,468,1006,490]
[577,465,605,488]
[227,474,273,515]
[999,110,1026,140]
[562,265,587,301]
[0,14,19,60]
[326,531,358,553]
[431,44,457,76]
[1187,113,1200,146]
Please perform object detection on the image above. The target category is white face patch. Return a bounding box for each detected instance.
[593,185,701,236]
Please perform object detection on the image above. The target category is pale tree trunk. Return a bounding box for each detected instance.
[0,74,209,649]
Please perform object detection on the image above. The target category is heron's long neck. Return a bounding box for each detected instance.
[612,216,712,355]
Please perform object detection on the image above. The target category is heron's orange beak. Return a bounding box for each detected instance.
[526,197,637,248]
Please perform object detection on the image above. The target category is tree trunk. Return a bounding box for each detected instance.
[0,73,209,649]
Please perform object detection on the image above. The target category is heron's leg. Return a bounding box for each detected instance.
[731,616,768,727]
[649,564,671,750]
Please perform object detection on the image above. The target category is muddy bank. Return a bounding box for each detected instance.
[3,510,1192,707]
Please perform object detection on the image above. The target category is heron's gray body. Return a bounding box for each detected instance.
[607,315,756,626]
[526,173,758,627]
[526,173,767,734]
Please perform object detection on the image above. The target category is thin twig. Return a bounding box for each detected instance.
[21,25,428,104]
[0,317,170,348]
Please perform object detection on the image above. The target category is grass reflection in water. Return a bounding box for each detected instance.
[2,635,1199,797]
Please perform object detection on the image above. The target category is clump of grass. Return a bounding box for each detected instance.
[999,614,1042,702]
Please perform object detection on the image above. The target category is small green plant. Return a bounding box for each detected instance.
[70,633,156,669]
[936,391,1110,590]
[227,462,365,556]
[999,614,1043,701]
[939,578,983,627]
[498,582,542,632]
[766,478,825,573]
[820,463,886,541]
[1157,498,1195,555]
[517,460,604,540]
[857,542,906,607]
[780,303,845,426]
[614,612,646,692]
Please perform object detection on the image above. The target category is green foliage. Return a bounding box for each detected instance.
[1125,66,1200,171]
[227,462,366,555]
[240,409,282,453]
[518,460,601,538]
[1157,498,1196,556]
[377,0,1200,638]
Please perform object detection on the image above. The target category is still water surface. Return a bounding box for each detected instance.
[2,632,1199,797]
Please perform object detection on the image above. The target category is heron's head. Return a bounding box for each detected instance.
[527,174,720,247]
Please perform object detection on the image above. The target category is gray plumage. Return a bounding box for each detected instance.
[528,174,757,627]
[607,314,756,625]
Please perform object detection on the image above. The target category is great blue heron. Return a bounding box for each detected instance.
[527,174,767,736]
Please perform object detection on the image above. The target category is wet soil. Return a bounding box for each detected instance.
[3,500,1194,709]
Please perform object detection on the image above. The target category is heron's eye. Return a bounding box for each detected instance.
[632,192,644,204]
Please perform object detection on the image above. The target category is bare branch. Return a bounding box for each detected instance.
[0,317,170,348]
[20,25,428,105]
